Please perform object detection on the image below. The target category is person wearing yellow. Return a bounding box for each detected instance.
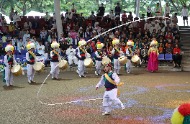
[75,39,87,77]
[96,62,125,115]
[95,42,104,76]
[4,44,16,87]
[125,40,134,74]
[26,42,36,84]
[50,41,60,80]
[147,40,159,72]
[111,38,122,74]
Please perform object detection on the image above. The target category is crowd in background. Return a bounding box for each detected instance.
[0,2,187,67]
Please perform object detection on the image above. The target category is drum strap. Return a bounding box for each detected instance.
[80,47,86,54]
[53,50,59,56]
[28,51,36,59]
[115,47,120,54]
[104,73,124,96]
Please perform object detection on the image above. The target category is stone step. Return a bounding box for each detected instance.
[179,26,190,29]
[170,67,182,72]
[179,29,190,34]
[182,66,190,71]
[182,46,190,49]
[181,61,190,64]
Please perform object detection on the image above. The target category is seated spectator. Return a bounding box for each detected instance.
[24,20,32,30]
[158,43,164,54]
[8,22,15,35]
[173,44,182,67]
[140,45,148,64]
[36,41,45,56]
[17,39,25,54]
[165,44,173,54]
[165,32,173,40]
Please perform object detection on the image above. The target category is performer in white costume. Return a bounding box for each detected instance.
[66,45,78,67]
[96,62,125,115]
[125,40,134,74]
[75,39,87,77]
[111,38,122,74]
[26,42,36,84]
[50,41,60,80]
[4,44,16,87]
[95,42,104,76]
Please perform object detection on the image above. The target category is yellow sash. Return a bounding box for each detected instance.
[104,73,124,96]
[28,51,36,59]
[53,50,59,56]
[115,47,121,54]
[80,47,87,54]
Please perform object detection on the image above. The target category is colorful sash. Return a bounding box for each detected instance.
[104,73,124,96]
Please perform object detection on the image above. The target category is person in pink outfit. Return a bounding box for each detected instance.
[147,40,159,72]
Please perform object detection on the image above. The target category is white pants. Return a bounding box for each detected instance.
[4,66,13,86]
[103,88,124,113]
[126,59,132,73]
[77,60,85,76]
[68,56,78,65]
[113,59,120,74]
[95,60,102,75]
[27,64,35,82]
[50,62,60,78]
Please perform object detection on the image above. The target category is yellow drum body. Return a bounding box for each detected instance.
[131,55,140,65]
[118,56,127,65]
[84,58,93,68]
[102,57,111,66]
[33,62,45,72]
[59,60,68,70]
[11,64,22,76]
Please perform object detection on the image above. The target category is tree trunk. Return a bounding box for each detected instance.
[169,0,179,12]
[54,0,63,39]
[23,0,27,16]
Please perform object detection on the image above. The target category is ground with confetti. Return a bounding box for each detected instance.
[0,68,189,124]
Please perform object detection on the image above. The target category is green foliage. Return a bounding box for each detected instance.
[1,0,189,17]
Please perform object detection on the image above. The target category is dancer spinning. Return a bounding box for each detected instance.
[3,44,16,87]
[111,38,122,75]
[94,42,104,76]
[76,39,87,77]
[96,62,125,115]
[147,40,159,72]
[125,40,134,74]
[26,42,36,84]
[50,41,60,80]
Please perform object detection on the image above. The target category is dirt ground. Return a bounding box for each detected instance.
[0,68,190,124]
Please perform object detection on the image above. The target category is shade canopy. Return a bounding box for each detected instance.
[25,11,45,17]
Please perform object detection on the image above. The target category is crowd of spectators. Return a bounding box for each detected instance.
[0,2,184,67]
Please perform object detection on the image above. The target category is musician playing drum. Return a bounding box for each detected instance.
[26,42,37,84]
[76,39,87,78]
[50,41,60,80]
[111,38,121,75]
[95,42,104,76]
[3,44,16,87]
[125,40,134,74]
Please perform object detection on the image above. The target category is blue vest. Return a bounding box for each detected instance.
[103,72,117,89]
[113,48,120,59]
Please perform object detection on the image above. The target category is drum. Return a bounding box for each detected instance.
[59,60,68,70]
[118,56,127,65]
[11,64,22,76]
[131,55,140,65]
[84,58,93,68]
[102,56,111,66]
[33,62,45,72]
